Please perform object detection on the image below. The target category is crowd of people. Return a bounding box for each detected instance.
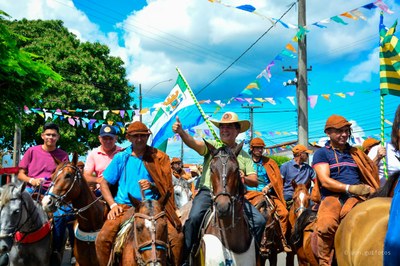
[13,103,400,266]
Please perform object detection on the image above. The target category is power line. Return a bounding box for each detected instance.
[195,2,297,96]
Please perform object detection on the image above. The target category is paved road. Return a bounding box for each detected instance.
[61,248,298,266]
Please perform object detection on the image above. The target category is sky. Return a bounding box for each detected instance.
[1,0,400,163]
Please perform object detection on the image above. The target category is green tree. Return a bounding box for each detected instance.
[0,11,62,150]
[2,17,135,155]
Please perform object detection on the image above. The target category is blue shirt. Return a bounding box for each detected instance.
[280,159,315,201]
[103,146,157,205]
[246,160,271,192]
[312,141,361,198]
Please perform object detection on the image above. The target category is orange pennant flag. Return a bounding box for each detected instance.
[285,43,297,53]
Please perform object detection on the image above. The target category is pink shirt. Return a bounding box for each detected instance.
[84,145,122,177]
[19,145,69,179]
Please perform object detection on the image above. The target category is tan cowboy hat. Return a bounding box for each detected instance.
[210,112,250,133]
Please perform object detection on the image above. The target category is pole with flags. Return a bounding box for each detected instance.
[379,12,400,179]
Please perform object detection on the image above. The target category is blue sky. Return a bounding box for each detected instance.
[1,0,399,163]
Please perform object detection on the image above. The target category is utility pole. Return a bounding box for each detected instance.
[297,0,308,147]
[241,104,263,141]
[282,0,311,147]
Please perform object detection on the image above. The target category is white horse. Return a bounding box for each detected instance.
[173,175,198,209]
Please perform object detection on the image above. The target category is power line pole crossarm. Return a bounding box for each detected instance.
[241,104,263,141]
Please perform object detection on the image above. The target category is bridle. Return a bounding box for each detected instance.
[293,188,309,217]
[0,192,41,240]
[133,207,169,265]
[210,149,244,229]
[46,163,103,219]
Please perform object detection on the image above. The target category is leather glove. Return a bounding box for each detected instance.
[348,184,371,196]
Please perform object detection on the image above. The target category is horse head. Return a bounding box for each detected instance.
[206,141,244,218]
[0,182,48,257]
[42,152,82,213]
[291,179,311,218]
[127,192,170,265]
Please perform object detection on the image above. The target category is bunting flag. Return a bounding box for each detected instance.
[149,70,205,151]
[379,14,400,96]
[245,80,261,90]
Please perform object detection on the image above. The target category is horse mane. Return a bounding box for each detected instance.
[369,170,400,198]
[0,182,18,207]
[291,209,317,248]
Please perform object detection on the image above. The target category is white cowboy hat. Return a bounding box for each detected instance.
[210,111,251,133]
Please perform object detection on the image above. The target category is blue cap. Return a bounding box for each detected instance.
[99,125,117,137]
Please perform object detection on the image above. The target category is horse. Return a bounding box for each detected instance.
[244,191,281,266]
[173,176,197,209]
[289,180,318,266]
[334,171,400,266]
[0,182,52,266]
[42,153,107,266]
[191,141,257,265]
[111,192,171,266]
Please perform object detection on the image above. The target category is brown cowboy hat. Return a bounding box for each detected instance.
[126,121,152,135]
[210,112,250,133]
[324,114,352,132]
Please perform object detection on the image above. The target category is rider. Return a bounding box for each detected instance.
[17,122,73,265]
[362,138,386,168]
[280,144,315,206]
[83,124,122,195]
[245,137,292,253]
[172,111,266,264]
[95,121,183,266]
[171,157,196,198]
[312,114,379,266]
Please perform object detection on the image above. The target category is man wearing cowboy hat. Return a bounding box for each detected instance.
[96,121,183,266]
[171,157,196,200]
[311,114,379,265]
[172,111,266,264]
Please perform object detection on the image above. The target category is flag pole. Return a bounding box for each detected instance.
[380,95,389,180]
[175,67,221,143]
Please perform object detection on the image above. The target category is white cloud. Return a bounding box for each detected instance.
[343,47,379,83]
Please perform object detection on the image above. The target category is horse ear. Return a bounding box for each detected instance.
[204,140,217,156]
[72,152,78,165]
[128,193,141,209]
[305,179,312,189]
[52,154,62,166]
[291,179,298,189]
[159,191,171,208]
[18,181,26,194]
[233,141,244,157]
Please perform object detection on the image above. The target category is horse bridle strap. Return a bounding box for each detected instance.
[14,221,51,244]
[133,211,169,264]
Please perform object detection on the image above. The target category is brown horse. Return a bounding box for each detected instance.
[334,171,400,266]
[245,191,280,266]
[114,192,170,266]
[290,181,318,266]
[192,141,257,265]
[42,153,107,266]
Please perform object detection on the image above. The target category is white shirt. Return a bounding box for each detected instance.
[368,142,400,186]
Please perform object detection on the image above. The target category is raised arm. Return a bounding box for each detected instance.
[172,116,206,155]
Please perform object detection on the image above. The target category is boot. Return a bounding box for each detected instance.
[281,238,292,253]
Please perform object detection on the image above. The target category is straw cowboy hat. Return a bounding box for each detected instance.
[210,111,250,133]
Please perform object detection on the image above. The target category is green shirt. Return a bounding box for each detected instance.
[198,140,256,189]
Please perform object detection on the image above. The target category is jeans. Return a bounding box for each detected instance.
[183,187,266,255]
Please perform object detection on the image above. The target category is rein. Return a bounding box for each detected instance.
[46,163,103,220]
[133,210,169,265]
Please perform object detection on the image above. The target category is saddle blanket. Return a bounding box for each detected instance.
[202,234,256,266]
